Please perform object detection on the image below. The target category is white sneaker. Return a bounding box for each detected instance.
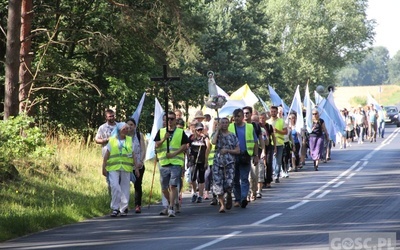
[168,208,176,217]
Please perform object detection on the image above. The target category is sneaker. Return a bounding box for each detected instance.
[168,208,176,217]
[110,209,120,217]
[210,197,218,205]
[135,205,141,214]
[175,203,180,213]
[120,210,128,216]
[241,199,248,208]
[197,196,203,203]
[159,208,168,215]
[191,194,198,203]
[275,179,280,183]
[256,192,262,199]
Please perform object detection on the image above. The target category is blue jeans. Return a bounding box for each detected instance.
[233,159,251,202]
[274,146,283,179]
[378,120,385,138]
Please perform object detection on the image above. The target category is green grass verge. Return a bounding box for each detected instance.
[0,141,162,242]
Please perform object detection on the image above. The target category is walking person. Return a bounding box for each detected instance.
[154,111,190,217]
[243,106,264,201]
[249,114,266,198]
[259,112,276,188]
[267,106,287,183]
[229,109,258,208]
[309,109,329,171]
[207,118,219,205]
[95,109,117,194]
[102,122,136,217]
[344,109,355,147]
[355,105,367,144]
[378,105,386,138]
[211,117,240,213]
[367,104,378,142]
[126,118,146,213]
[288,113,300,172]
[188,122,211,203]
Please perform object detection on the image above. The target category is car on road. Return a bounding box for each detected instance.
[383,105,400,127]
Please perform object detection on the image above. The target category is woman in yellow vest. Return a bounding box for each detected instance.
[102,122,135,217]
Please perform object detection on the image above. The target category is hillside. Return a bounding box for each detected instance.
[333,85,400,109]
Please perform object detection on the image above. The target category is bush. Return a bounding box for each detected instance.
[350,96,367,107]
[0,114,55,182]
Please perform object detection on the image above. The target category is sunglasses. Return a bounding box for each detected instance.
[196,129,203,131]
[312,113,318,115]
[243,112,250,115]
[168,117,175,121]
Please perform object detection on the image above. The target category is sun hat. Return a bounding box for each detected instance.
[194,110,205,119]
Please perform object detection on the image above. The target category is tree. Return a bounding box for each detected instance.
[194,0,282,98]
[335,46,390,86]
[357,46,389,85]
[335,67,359,86]
[4,0,22,119]
[19,0,33,114]
[264,0,375,91]
[388,50,400,84]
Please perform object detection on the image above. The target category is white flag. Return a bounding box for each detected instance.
[257,95,270,112]
[131,92,146,125]
[287,85,304,133]
[268,85,289,114]
[367,93,383,111]
[304,84,314,133]
[145,98,164,161]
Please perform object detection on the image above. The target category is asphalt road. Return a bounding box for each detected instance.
[2,126,400,250]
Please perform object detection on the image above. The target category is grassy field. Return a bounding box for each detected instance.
[334,84,400,109]
[0,140,162,242]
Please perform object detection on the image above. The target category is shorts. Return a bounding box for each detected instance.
[159,165,182,190]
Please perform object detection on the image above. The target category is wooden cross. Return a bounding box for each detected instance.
[150,64,180,152]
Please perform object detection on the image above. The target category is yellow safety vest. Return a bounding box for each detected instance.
[208,144,215,166]
[158,128,185,167]
[271,118,285,146]
[106,136,134,172]
[228,123,255,156]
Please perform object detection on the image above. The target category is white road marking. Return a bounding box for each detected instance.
[251,213,282,226]
[333,181,345,188]
[316,190,331,199]
[192,231,242,250]
[288,200,310,210]
[346,173,356,179]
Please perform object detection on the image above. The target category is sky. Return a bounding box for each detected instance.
[367,0,400,58]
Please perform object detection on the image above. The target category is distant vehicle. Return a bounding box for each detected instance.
[383,106,400,127]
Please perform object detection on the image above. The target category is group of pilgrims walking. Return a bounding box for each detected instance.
[95,101,384,217]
